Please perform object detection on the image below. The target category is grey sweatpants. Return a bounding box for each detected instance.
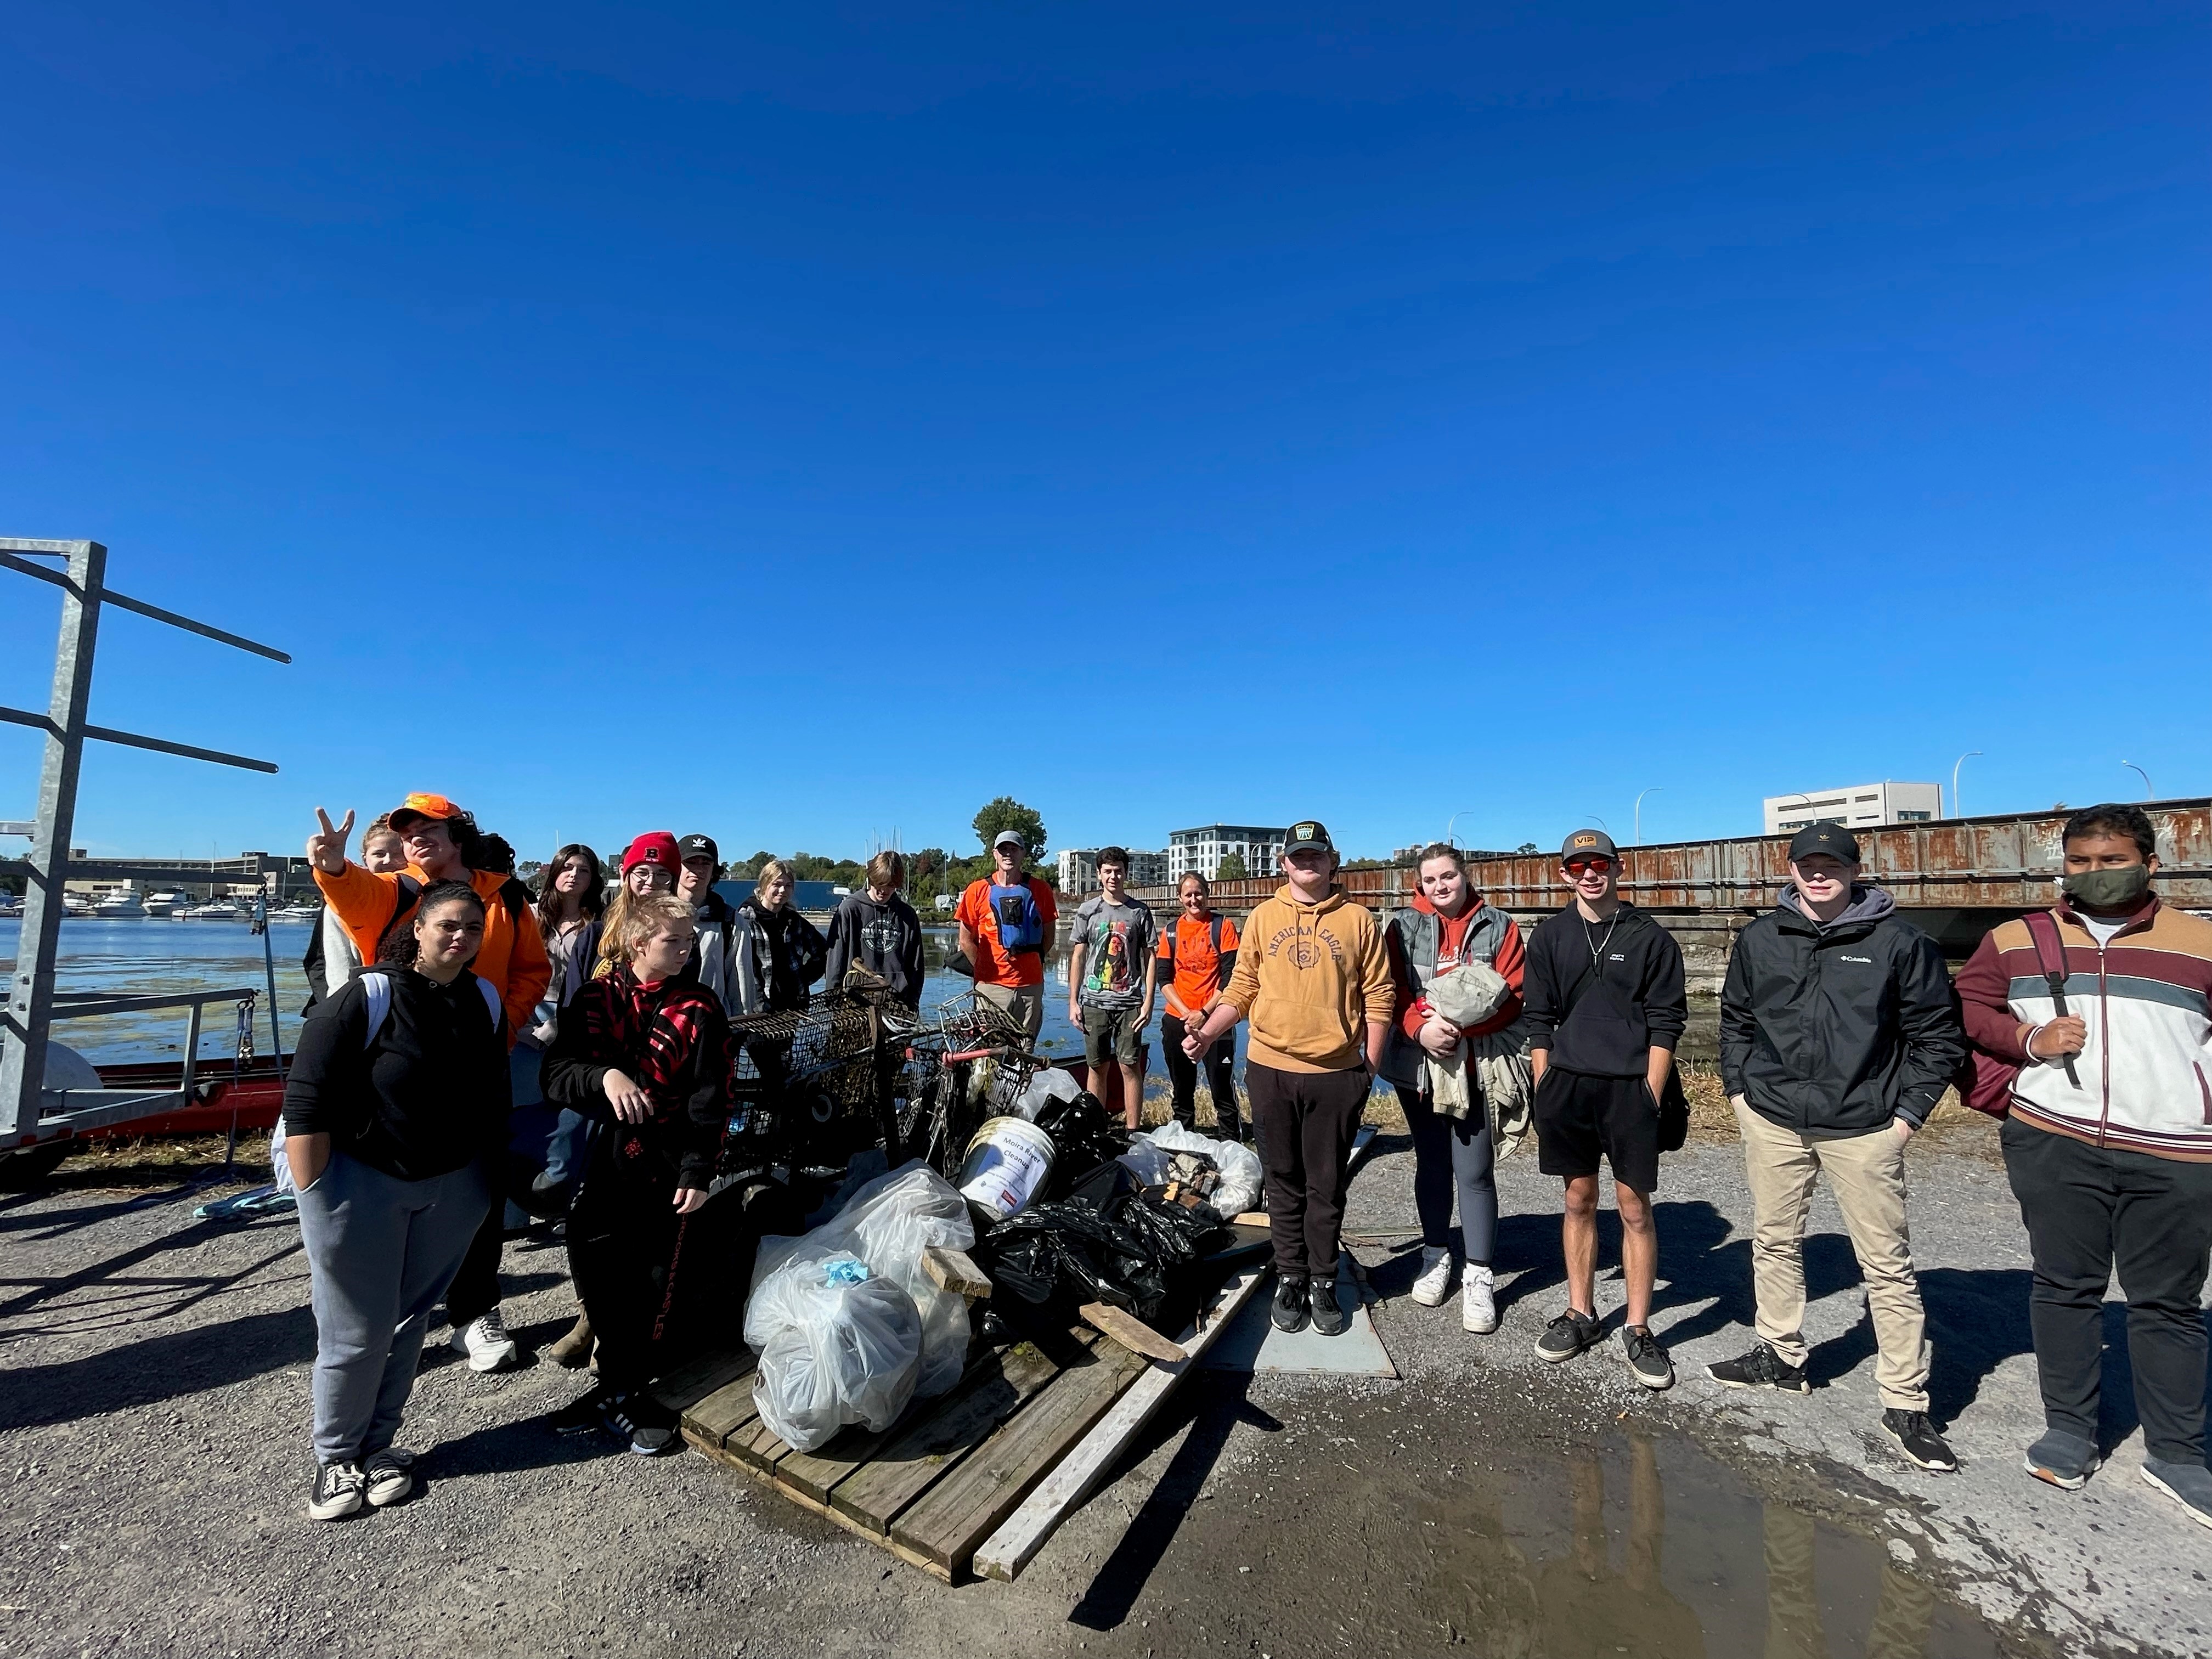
[295,1151,493,1465]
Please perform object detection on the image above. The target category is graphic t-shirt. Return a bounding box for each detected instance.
[955,876,1059,988]
[1074,895,1158,1011]
[1159,913,1241,1020]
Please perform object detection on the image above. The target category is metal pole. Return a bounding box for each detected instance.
[1634,787,1665,844]
[1950,752,1982,820]
[255,895,286,1084]
[2122,761,2153,801]
[0,541,104,1142]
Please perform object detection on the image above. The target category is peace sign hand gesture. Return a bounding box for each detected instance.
[307,806,355,874]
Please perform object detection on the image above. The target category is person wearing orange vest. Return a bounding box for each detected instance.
[306,793,554,1373]
[1156,872,1244,1142]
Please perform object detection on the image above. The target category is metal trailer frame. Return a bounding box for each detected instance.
[0,539,290,1152]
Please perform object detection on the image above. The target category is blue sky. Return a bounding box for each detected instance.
[3,3,2204,866]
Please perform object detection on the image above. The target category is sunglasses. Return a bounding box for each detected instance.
[1564,857,1616,876]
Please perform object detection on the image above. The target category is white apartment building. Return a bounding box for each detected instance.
[1763,782,1943,836]
[1167,824,1289,883]
[1057,848,1170,894]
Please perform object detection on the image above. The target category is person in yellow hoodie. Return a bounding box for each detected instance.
[1180,820,1393,1337]
[307,793,553,1373]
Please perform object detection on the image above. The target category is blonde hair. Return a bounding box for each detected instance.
[617,893,695,964]
[754,858,795,893]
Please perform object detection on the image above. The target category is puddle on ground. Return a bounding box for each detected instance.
[1076,1377,2033,1658]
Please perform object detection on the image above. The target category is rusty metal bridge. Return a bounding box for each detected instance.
[1133,798,2212,927]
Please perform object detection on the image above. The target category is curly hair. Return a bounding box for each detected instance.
[376,880,487,970]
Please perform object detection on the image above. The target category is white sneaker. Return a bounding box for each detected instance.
[1462,1266,1498,1334]
[450,1310,518,1373]
[1410,1246,1454,1307]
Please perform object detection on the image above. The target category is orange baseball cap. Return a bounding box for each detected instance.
[389,792,464,830]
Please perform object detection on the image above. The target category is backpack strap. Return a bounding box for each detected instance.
[373,874,425,956]
[2023,911,2074,1014]
[494,876,531,925]
[360,971,393,1049]
[473,975,503,1029]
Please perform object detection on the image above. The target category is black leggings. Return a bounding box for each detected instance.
[1161,1014,1241,1139]
[567,1139,690,1394]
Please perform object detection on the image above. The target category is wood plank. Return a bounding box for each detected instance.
[727,1413,796,1471]
[1230,1211,1267,1227]
[890,1340,1148,1577]
[922,1244,993,1299]
[974,1264,1268,1583]
[1077,1301,1186,1363]
[680,1373,763,1451]
[651,1348,754,1415]
[828,1337,1076,1533]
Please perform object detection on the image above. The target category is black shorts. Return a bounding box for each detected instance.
[1534,1068,1661,1193]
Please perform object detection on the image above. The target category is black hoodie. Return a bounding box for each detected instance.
[822,889,927,1007]
[1720,884,1963,1135]
[283,966,511,1181]
[1523,902,1688,1077]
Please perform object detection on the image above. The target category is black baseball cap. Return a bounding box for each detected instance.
[1787,822,1860,865]
[677,834,719,866]
[1560,828,1618,863]
[1284,820,1334,854]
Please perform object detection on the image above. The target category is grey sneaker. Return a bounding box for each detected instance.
[2142,1460,2212,1531]
[2024,1429,2101,1491]
[1620,1324,1675,1390]
[363,1447,415,1508]
[308,1460,366,1522]
[1534,1308,1602,1363]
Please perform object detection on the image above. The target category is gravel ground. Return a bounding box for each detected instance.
[2,1111,2208,1658]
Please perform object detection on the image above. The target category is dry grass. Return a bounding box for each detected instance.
[45,1132,263,1192]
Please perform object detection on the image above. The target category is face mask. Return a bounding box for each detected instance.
[2062,865,2151,910]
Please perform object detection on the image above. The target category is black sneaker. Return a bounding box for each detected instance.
[1882,1409,1957,1473]
[549,1386,613,1436]
[601,1391,679,1456]
[1271,1275,1311,1334]
[1619,1325,1674,1391]
[363,1447,415,1508]
[1310,1278,1350,1337]
[1706,1341,1811,1394]
[1534,1308,1602,1363]
[307,1460,366,1522]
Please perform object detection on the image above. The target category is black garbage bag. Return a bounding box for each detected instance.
[1028,1088,1127,1197]
[977,1159,1228,1327]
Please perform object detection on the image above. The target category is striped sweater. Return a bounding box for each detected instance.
[1956,898,2212,1162]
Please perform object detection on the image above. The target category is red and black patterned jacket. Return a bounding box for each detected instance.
[542,966,731,1189]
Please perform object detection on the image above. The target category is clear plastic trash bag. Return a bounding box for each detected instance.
[743,1251,922,1452]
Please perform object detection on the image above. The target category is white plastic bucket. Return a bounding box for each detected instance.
[957,1115,1058,1223]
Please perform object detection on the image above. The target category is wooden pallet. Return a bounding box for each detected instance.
[674,1266,1265,1583]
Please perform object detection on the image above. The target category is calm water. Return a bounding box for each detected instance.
[0,919,1111,1065]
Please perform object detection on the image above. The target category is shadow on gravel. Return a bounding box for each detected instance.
[0,1302,315,1429]
[1917,1267,2035,1424]
[1070,1370,1284,1632]
[430,1412,651,1476]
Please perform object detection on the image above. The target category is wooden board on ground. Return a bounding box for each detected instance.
[1077,1301,1187,1362]
[974,1264,1268,1582]
[678,1267,1253,1583]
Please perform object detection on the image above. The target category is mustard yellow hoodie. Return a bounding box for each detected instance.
[1222,885,1396,1073]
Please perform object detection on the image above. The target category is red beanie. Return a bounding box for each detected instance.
[623,831,681,874]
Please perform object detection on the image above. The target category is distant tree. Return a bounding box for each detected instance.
[1516,842,1539,856]
[728,849,776,878]
[1215,850,1249,881]
[972,797,1048,864]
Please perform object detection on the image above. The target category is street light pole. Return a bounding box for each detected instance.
[2122,761,2153,801]
[1633,787,1664,844]
[1444,809,1479,850]
[1950,752,1982,820]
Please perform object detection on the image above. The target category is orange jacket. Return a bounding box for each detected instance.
[314,862,551,1049]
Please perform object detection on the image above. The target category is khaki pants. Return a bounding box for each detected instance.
[1734,1100,1931,1411]
[974,981,1044,1039]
